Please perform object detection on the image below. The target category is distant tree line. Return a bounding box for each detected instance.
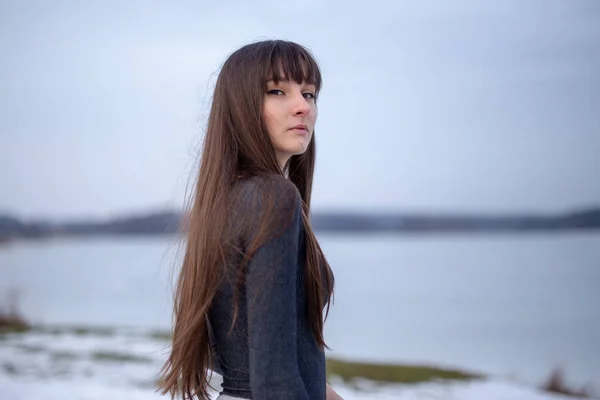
[1,206,599,242]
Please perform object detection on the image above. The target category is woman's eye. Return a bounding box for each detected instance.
[267,89,284,96]
[303,92,316,99]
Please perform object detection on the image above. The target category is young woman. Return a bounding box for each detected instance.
[157,40,342,400]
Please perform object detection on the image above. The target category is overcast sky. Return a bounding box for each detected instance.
[1,0,599,219]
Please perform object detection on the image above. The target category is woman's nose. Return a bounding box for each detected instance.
[291,93,311,115]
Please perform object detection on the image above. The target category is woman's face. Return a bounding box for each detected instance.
[262,79,317,169]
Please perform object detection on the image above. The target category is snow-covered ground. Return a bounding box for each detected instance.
[0,327,591,400]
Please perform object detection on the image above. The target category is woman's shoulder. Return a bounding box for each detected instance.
[232,174,301,211]
[229,174,303,239]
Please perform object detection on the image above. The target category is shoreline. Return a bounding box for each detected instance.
[2,224,600,247]
[1,323,596,398]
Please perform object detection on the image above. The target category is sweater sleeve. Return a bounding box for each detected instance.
[239,177,310,400]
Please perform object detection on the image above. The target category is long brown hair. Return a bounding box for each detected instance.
[157,40,335,400]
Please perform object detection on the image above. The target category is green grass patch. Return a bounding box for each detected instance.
[148,330,172,341]
[326,357,480,385]
[70,326,115,336]
[29,326,64,335]
[1,362,19,376]
[92,351,153,364]
[14,343,45,353]
[51,350,79,361]
[133,379,160,389]
[31,325,116,337]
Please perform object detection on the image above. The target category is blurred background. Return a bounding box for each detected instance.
[1,1,599,399]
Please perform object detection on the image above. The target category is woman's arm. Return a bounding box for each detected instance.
[244,179,310,400]
[326,383,344,400]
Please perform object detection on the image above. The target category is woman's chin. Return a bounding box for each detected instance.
[291,146,309,156]
[277,145,307,158]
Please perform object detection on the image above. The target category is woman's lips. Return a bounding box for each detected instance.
[290,128,308,135]
[289,124,309,135]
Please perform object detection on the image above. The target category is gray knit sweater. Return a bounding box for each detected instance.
[207,175,327,400]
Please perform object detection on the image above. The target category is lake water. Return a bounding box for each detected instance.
[1,232,599,389]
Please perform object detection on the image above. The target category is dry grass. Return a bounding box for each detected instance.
[541,368,594,398]
[0,287,30,333]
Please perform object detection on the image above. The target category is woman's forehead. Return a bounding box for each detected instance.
[266,59,317,84]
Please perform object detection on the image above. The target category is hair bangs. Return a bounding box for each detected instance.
[264,41,321,92]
